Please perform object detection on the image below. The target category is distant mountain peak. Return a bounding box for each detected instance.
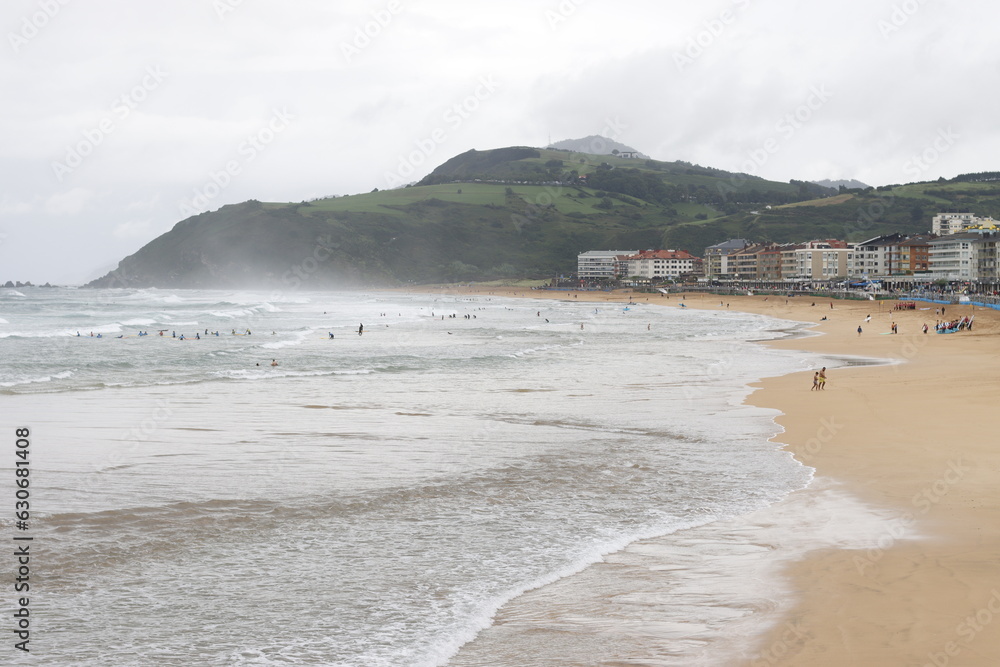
[548,136,648,158]
[811,178,870,190]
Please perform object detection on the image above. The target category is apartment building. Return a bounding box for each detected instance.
[620,249,700,279]
[703,239,751,278]
[927,233,983,281]
[577,250,638,280]
[931,212,998,235]
[728,244,769,279]
[891,235,934,275]
[789,243,850,280]
[847,234,906,279]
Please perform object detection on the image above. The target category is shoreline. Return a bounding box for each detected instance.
[740,296,1000,666]
[409,286,1000,665]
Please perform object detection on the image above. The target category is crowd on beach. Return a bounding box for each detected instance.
[892,301,917,311]
[936,316,974,333]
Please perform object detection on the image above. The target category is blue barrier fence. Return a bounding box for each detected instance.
[911,297,1000,311]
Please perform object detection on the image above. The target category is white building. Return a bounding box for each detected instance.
[789,244,851,280]
[577,250,638,280]
[931,212,998,235]
[926,233,982,281]
[620,249,699,280]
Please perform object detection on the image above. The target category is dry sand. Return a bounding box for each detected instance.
[409,286,1000,666]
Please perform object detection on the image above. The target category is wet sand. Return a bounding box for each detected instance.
[414,286,1000,666]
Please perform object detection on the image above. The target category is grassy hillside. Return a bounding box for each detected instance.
[418,147,833,204]
[661,175,1000,253]
[88,189,668,288]
[86,149,1000,289]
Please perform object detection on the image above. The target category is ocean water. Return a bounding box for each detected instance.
[0,287,819,665]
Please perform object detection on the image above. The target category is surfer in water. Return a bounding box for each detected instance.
[358,323,364,335]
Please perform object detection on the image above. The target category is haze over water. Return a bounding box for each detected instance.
[1,288,817,665]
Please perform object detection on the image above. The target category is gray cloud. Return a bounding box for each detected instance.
[1,0,997,283]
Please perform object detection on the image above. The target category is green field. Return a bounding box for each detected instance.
[272,182,660,217]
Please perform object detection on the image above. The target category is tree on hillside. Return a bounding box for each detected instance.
[444,261,479,282]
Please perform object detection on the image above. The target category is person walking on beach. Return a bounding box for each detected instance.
[811,372,820,391]
[818,367,827,390]
[858,325,863,337]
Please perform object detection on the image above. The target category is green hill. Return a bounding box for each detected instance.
[662,174,1000,254]
[85,147,1000,289]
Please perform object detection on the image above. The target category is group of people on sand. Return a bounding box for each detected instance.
[936,316,974,333]
[811,367,827,391]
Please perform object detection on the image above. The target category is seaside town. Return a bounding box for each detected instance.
[577,212,1000,295]
[10,2,1000,664]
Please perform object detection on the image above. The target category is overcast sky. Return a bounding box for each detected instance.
[1,0,996,284]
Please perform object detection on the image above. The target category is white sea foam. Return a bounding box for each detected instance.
[507,343,565,358]
[0,370,73,387]
[0,288,836,666]
[210,367,372,381]
[0,324,122,338]
[260,329,313,349]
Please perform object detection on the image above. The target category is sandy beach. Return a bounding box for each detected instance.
[411,285,1000,666]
